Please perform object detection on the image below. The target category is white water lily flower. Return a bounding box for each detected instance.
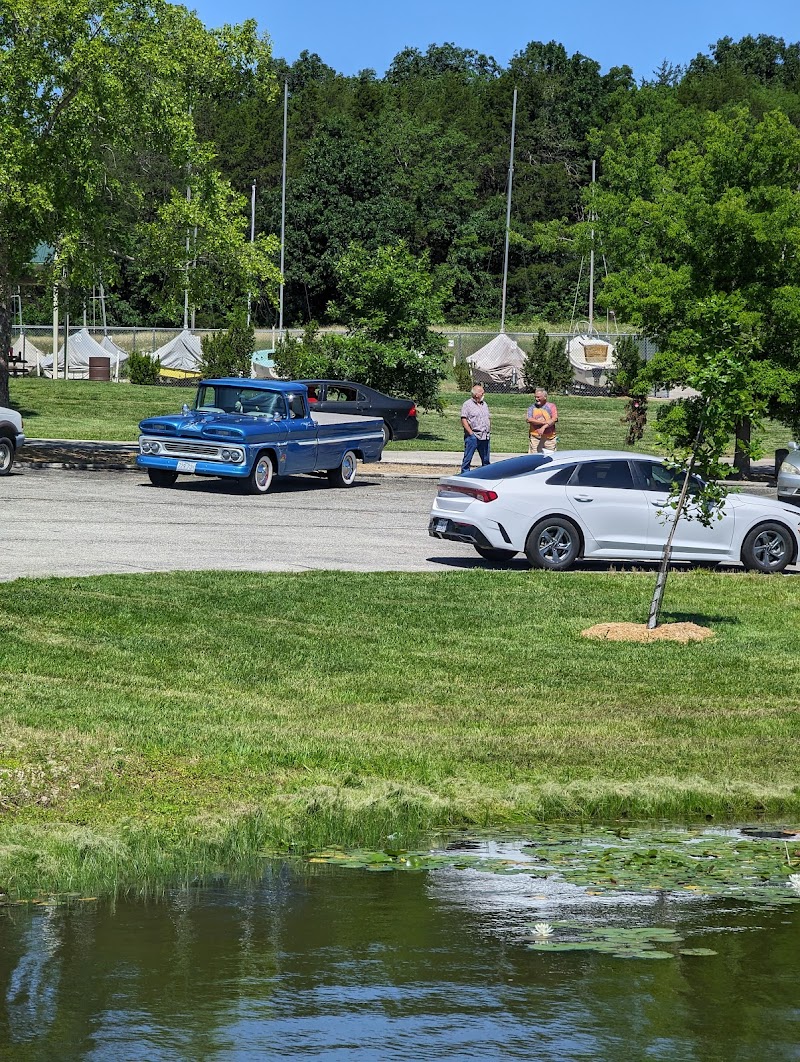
[532,922,554,937]
[788,873,800,895]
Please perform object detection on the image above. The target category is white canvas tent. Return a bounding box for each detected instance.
[11,333,47,374]
[152,329,203,372]
[465,332,526,390]
[41,327,109,378]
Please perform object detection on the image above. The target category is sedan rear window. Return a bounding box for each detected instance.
[460,455,553,479]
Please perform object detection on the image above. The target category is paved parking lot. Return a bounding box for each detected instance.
[0,466,789,582]
[0,467,452,580]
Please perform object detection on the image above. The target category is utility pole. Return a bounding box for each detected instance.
[247,180,256,326]
[278,80,288,339]
[500,87,517,335]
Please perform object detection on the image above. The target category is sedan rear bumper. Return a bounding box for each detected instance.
[428,516,495,549]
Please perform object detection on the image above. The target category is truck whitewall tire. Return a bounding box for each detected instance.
[147,469,178,488]
[328,450,358,488]
[246,452,275,495]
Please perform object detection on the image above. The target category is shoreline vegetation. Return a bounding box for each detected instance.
[7,378,789,458]
[1,569,798,899]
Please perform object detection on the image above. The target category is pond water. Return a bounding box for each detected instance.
[1,833,799,1061]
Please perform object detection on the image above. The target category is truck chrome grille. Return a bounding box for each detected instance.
[162,441,221,458]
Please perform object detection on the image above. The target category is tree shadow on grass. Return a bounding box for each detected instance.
[660,611,741,627]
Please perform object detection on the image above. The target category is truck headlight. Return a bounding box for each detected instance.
[229,449,243,463]
[221,449,231,461]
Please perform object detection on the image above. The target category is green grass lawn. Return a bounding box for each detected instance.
[9,377,789,458]
[1,569,798,895]
[9,377,185,441]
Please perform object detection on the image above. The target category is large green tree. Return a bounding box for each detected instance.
[0,0,279,404]
[594,106,800,468]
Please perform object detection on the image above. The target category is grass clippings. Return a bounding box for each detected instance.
[581,621,715,643]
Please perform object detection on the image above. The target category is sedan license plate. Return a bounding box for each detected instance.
[176,460,196,473]
[435,519,448,532]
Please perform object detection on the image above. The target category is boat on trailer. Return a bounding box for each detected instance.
[566,161,616,389]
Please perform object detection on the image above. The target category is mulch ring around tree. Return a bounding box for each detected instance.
[581,622,714,643]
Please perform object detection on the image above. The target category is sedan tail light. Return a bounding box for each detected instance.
[438,484,498,503]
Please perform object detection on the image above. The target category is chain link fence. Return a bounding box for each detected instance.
[10,325,666,396]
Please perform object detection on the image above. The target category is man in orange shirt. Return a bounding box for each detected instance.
[527,388,558,452]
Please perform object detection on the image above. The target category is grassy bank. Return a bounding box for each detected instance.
[1,569,798,896]
[8,378,789,456]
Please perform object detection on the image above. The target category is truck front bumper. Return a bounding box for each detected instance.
[137,454,250,479]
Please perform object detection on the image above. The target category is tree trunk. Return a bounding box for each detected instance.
[733,417,751,477]
[647,459,697,629]
[0,281,11,407]
[647,403,707,629]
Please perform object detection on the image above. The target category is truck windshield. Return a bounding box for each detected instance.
[195,385,287,418]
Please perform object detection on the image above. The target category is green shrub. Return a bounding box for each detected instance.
[128,350,160,385]
[610,335,647,396]
[454,358,473,391]
[200,315,255,378]
[522,329,572,393]
[275,324,445,409]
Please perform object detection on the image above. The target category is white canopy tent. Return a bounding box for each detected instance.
[153,329,203,372]
[11,333,47,374]
[465,332,527,390]
[40,327,109,378]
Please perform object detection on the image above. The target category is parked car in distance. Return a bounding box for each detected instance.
[0,405,25,475]
[429,450,800,574]
[299,380,419,445]
[777,443,800,505]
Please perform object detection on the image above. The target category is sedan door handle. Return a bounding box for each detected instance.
[573,494,593,502]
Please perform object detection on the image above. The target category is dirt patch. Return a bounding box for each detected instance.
[581,621,714,643]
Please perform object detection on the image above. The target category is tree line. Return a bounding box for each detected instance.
[3,5,800,409]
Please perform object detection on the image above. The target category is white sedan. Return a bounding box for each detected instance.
[428,450,800,573]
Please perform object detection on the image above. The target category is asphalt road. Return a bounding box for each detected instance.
[0,466,788,582]
[1,467,453,581]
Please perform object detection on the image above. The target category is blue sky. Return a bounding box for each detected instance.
[187,0,798,80]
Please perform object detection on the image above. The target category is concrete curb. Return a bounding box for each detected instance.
[16,440,778,482]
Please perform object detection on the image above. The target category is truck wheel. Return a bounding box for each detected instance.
[147,469,178,487]
[246,452,275,495]
[0,436,14,476]
[328,450,358,487]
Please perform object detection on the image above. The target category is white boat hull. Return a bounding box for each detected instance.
[566,334,615,388]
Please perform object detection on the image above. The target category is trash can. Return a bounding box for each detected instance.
[775,448,789,475]
[88,356,111,381]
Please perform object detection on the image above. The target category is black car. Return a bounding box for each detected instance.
[299,380,419,445]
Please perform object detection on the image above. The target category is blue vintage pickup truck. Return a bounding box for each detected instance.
[137,378,384,494]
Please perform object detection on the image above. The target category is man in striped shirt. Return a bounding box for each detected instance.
[460,385,491,473]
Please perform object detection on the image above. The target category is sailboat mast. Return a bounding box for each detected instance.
[278,80,288,339]
[588,158,596,333]
[499,87,517,335]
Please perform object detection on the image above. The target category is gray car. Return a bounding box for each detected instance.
[778,443,800,505]
[0,405,25,475]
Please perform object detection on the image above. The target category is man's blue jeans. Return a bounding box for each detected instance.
[461,434,490,473]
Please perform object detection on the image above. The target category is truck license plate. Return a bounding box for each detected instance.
[176,460,196,473]
[435,519,448,532]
